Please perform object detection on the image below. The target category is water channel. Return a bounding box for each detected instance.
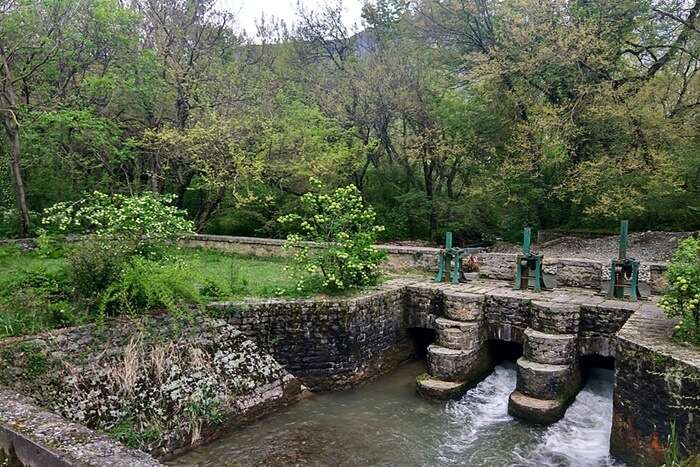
[171,360,625,467]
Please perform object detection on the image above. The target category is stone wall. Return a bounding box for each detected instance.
[182,234,667,292]
[400,280,643,358]
[0,315,308,462]
[0,388,164,467]
[208,281,414,391]
[0,276,691,466]
[3,234,667,291]
[611,305,700,467]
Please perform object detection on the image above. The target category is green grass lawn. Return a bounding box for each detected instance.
[0,243,300,338]
[167,247,297,299]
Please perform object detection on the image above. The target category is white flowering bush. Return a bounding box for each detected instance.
[278,180,386,292]
[41,191,193,255]
[660,236,700,346]
[40,192,195,309]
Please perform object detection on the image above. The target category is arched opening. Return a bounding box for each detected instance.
[406,327,436,359]
[579,354,615,385]
[580,354,615,371]
[488,339,523,364]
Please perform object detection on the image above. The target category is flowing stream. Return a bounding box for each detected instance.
[170,361,625,467]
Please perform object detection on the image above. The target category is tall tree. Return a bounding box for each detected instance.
[0,0,75,236]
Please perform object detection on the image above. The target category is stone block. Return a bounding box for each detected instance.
[612,304,700,467]
[488,322,526,343]
[515,357,581,401]
[435,318,483,351]
[647,262,668,294]
[530,301,580,334]
[475,253,517,280]
[427,345,489,382]
[0,388,164,467]
[523,328,577,365]
[443,292,484,321]
[508,390,566,425]
[416,375,469,400]
[550,258,603,289]
[484,293,531,331]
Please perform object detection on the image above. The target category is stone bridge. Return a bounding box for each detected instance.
[405,280,657,424]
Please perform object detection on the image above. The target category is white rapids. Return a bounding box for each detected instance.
[170,360,626,467]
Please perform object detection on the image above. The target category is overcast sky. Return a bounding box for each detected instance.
[217,0,366,36]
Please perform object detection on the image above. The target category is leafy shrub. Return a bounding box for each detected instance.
[660,236,700,346]
[0,207,19,238]
[41,191,194,256]
[278,180,386,292]
[108,419,162,450]
[7,265,71,299]
[99,258,201,316]
[36,234,67,258]
[0,266,84,337]
[67,241,130,302]
[41,192,196,315]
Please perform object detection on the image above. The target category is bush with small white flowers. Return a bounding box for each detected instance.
[41,192,195,312]
[41,191,193,257]
[660,236,700,346]
[278,180,386,292]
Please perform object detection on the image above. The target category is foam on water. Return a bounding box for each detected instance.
[437,363,518,464]
[169,361,626,467]
[512,368,624,467]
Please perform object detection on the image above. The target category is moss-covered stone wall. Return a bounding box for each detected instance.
[612,306,700,466]
[208,281,414,391]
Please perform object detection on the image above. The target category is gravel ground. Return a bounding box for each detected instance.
[491,231,697,263]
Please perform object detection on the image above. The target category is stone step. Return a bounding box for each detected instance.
[523,328,577,365]
[416,375,468,400]
[427,345,490,383]
[515,357,581,400]
[434,317,483,351]
[508,390,566,425]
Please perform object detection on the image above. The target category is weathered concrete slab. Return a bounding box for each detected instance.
[0,388,163,467]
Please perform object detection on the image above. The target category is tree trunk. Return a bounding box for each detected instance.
[1,50,30,237]
[2,113,31,237]
[422,156,437,243]
[195,185,226,230]
[174,169,194,208]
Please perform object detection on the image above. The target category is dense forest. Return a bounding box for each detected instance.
[1,0,699,242]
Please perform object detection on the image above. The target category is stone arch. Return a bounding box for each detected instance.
[406,327,437,359]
